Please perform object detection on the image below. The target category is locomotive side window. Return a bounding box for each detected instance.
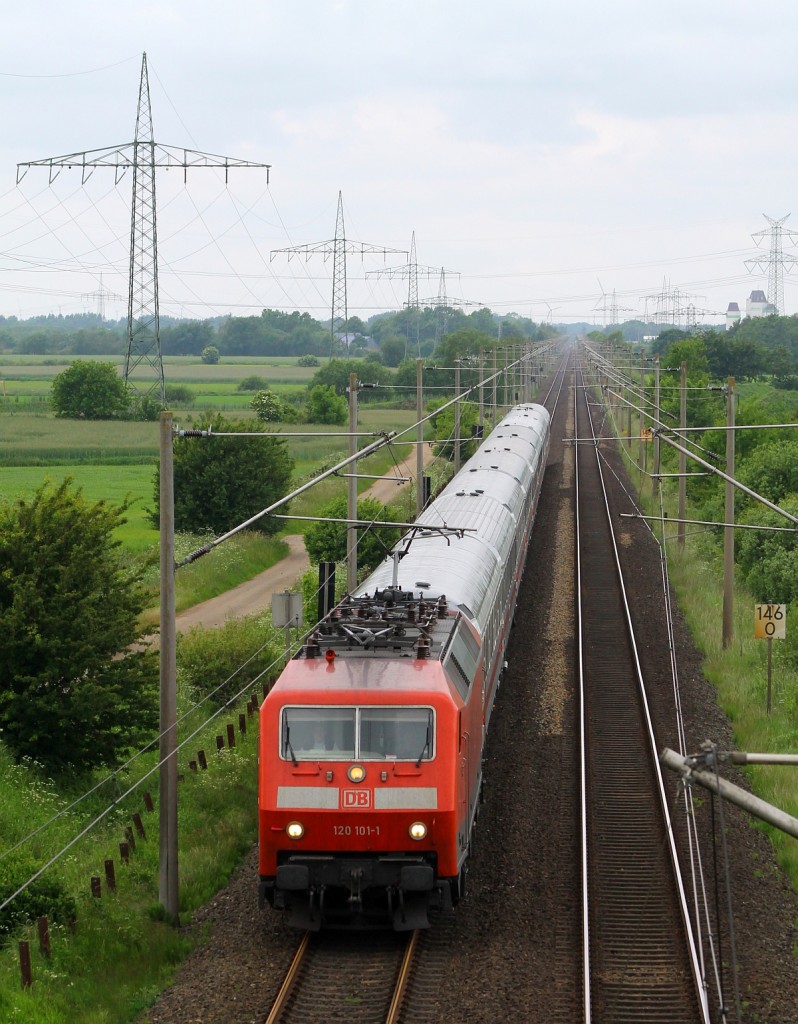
[282,707,355,760]
[359,707,434,761]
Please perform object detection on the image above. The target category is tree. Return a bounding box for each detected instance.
[434,328,492,366]
[663,337,709,376]
[309,358,385,399]
[250,389,282,422]
[50,360,130,419]
[739,440,798,505]
[307,384,347,425]
[152,413,294,536]
[201,345,220,364]
[0,480,158,771]
[380,336,406,367]
[430,399,480,461]
[304,496,401,573]
[161,320,215,356]
[237,375,269,392]
[737,495,798,603]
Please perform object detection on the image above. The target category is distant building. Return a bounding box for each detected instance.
[746,289,776,318]
[725,302,741,331]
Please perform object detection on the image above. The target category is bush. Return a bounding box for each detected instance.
[177,616,282,706]
[298,355,319,367]
[50,361,130,420]
[236,376,269,392]
[128,394,162,421]
[165,384,195,405]
[152,413,294,537]
[0,479,159,771]
[306,384,347,425]
[201,346,220,365]
[304,496,400,574]
[250,389,282,422]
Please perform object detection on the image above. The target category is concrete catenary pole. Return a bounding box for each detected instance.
[158,411,178,922]
[678,362,687,548]
[478,349,484,432]
[454,359,462,475]
[639,357,646,469]
[347,373,359,593]
[653,355,661,482]
[492,343,498,422]
[722,378,736,647]
[416,359,424,516]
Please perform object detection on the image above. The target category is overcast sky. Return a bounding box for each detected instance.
[2,1,798,328]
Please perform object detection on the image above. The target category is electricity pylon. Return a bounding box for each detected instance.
[17,52,271,403]
[641,279,701,328]
[745,214,798,315]
[271,191,406,358]
[82,274,123,321]
[367,231,438,357]
[594,283,634,326]
[420,267,480,345]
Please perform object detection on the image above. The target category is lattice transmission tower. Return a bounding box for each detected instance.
[271,191,405,358]
[420,267,481,345]
[745,214,798,315]
[17,52,271,402]
[594,285,635,327]
[641,279,701,328]
[82,274,123,321]
[367,232,438,357]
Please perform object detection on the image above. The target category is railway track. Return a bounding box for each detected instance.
[263,928,417,1024]
[574,362,708,1022]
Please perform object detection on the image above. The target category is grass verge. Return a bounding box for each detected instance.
[0,697,264,1024]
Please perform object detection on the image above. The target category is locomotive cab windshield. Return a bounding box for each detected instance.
[281,705,434,761]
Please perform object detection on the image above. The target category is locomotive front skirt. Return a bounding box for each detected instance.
[258,403,551,930]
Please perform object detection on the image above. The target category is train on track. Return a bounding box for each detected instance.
[258,402,551,930]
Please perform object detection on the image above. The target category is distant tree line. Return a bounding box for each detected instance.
[645,317,798,385]
[0,306,549,363]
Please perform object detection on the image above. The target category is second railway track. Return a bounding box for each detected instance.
[575,362,706,1022]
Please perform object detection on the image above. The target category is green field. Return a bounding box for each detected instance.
[0,464,159,552]
[0,355,318,411]
[0,361,422,596]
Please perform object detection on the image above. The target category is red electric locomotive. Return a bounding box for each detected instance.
[258,403,551,930]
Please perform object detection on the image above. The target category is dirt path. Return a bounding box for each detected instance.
[174,442,434,633]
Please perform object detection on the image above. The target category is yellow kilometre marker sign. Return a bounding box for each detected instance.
[755,604,786,640]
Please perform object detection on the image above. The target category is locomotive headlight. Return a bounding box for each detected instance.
[286,821,304,840]
[347,764,366,783]
[408,821,427,841]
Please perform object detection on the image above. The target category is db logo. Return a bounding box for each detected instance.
[342,789,371,808]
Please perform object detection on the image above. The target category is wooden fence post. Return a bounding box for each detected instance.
[37,917,50,959]
[19,940,31,989]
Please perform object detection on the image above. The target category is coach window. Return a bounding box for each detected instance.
[281,707,355,760]
[359,707,434,761]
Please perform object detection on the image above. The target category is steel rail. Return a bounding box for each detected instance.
[384,930,419,1024]
[263,931,311,1024]
[574,362,592,1024]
